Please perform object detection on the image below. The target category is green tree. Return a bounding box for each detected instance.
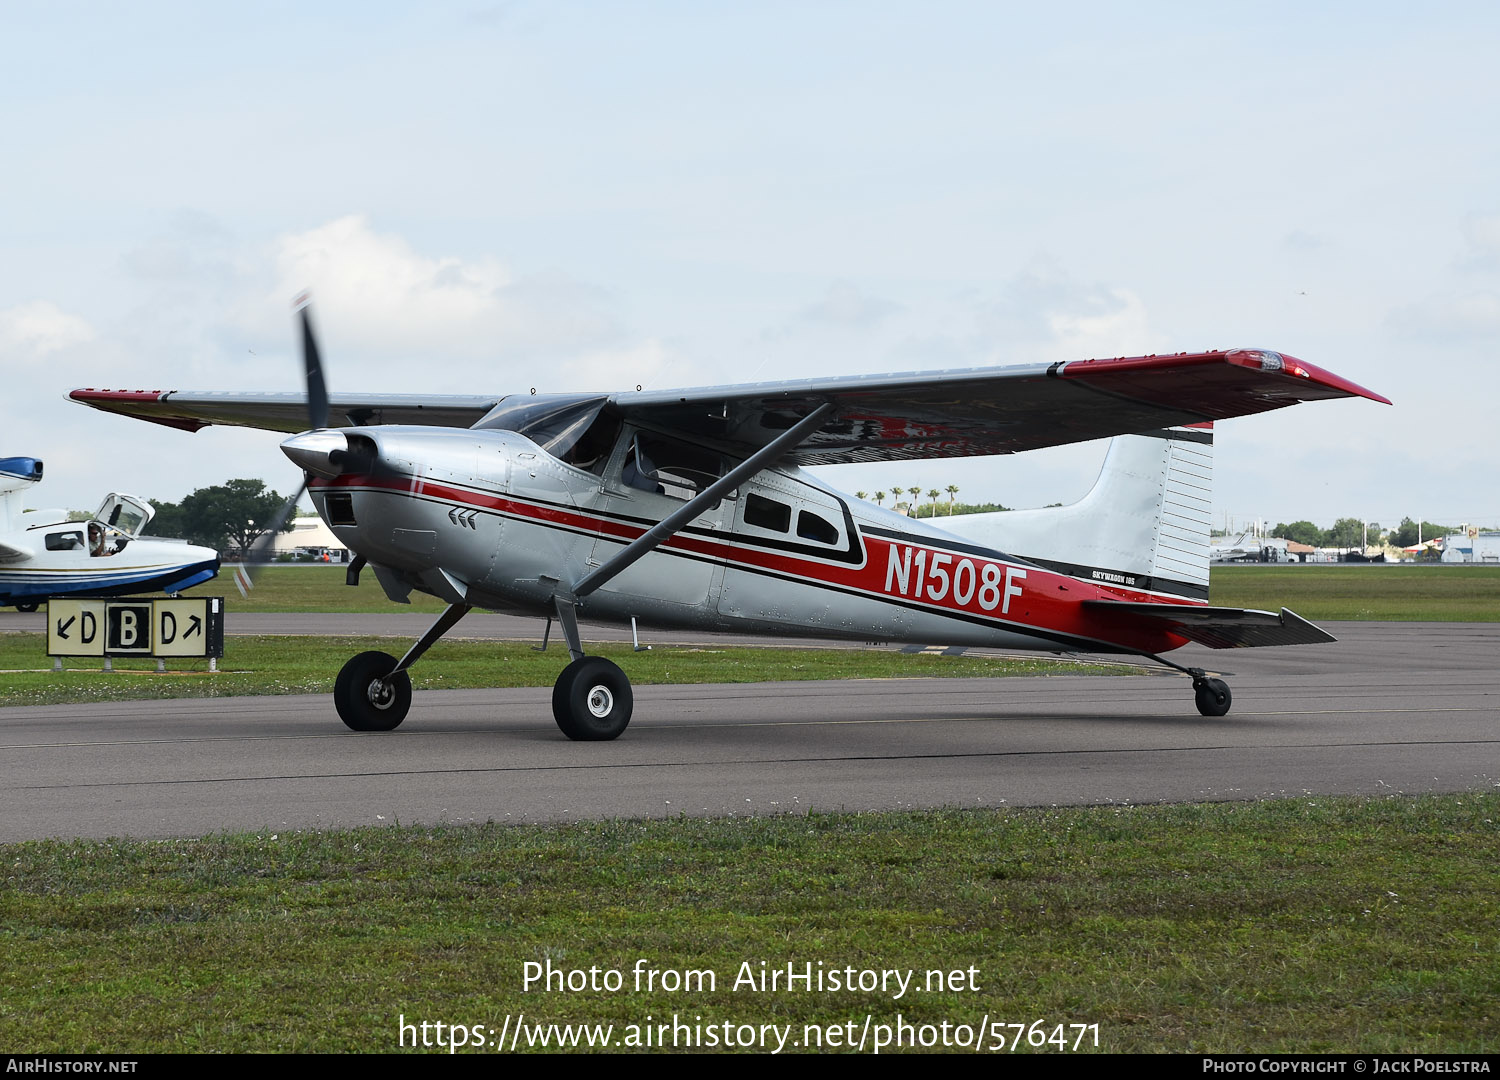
[1273,521,1324,546]
[170,480,292,556]
[1388,518,1455,548]
[1324,517,1365,550]
[146,498,189,540]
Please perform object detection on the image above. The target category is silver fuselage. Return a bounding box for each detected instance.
[299,425,1185,657]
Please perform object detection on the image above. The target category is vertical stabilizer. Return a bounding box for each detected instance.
[940,428,1213,601]
[0,457,44,533]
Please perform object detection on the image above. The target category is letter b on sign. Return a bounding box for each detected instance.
[106,604,153,654]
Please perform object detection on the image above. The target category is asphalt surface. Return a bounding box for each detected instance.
[0,620,1495,841]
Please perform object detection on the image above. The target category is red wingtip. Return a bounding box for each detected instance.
[1224,349,1392,405]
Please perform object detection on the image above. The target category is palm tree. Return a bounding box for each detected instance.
[908,487,921,516]
[874,491,885,507]
[888,488,904,511]
[946,484,959,515]
[927,489,940,517]
[855,491,868,502]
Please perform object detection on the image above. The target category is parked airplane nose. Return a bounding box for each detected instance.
[280,430,350,478]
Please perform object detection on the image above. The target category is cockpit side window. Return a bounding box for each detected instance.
[45,531,84,551]
[619,432,725,502]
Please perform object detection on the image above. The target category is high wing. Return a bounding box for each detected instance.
[65,389,502,434]
[70,348,1389,464]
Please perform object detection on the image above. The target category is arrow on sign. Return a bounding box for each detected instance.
[56,616,76,639]
[185,615,202,639]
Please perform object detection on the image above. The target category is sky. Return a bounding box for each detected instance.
[4,1,1498,533]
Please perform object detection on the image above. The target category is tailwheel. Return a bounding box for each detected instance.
[334,650,412,732]
[15,601,40,613]
[552,656,633,741]
[1194,677,1232,717]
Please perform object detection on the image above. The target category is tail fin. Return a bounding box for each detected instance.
[941,426,1214,601]
[0,457,45,533]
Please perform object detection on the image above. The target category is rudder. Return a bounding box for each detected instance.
[939,426,1213,602]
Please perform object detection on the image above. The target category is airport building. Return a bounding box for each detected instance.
[1439,529,1500,564]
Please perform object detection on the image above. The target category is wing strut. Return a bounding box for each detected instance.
[547,402,836,659]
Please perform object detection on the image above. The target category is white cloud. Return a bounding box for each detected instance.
[1388,291,1500,340]
[235,215,621,362]
[1456,213,1500,272]
[0,301,96,359]
[559,338,705,393]
[974,260,1154,363]
[793,282,899,329]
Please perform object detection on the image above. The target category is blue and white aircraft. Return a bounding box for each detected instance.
[0,457,220,611]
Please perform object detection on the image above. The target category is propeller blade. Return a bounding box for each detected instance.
[235,480,306,593]
[237,293,332,597]
[297,297,329,430]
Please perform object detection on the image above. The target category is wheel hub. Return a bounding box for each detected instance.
[586,685,614,718]
[367,678,395,709]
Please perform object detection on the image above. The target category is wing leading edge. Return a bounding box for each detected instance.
[69,348,1388,465]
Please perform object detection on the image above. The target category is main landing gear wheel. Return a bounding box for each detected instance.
[1194,677,1232,717]
[552,656,633,741]
[15,601,39,613]
[334,650,412,732]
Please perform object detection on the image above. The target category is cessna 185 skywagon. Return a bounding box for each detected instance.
[1,457,220,611]
[70,304,1388,738]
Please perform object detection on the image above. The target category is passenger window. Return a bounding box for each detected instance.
[45,531,84,551]
[796,511,839,545]
[744,494,791,533]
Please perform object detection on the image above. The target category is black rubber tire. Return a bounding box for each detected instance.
[14,601,39,613]
[1194,677,1232,717]
[334,650,412,732]
[552,656,633,741]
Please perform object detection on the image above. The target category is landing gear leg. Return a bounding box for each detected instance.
[333,602,471,732]
[548,597,632,741]
[1147,654,1234,717]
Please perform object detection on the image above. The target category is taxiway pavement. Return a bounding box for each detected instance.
[0,621,1494,841]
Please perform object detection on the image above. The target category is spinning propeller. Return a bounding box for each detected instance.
[233,295,332,596]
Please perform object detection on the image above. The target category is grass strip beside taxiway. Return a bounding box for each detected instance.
[2,795,1495,1053]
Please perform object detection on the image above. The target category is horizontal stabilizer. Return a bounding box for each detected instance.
[1081,601,1336,649]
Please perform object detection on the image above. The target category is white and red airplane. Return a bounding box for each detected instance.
[70,309,1389,739]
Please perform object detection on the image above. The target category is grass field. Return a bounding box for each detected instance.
[0,633,1127,708]
[1210,564,1500,621]
[2,795,1495,1053]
